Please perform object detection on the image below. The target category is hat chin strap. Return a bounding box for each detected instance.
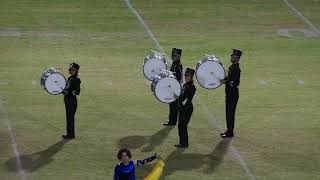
[69,67,78,71]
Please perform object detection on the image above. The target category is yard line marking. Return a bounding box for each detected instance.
[230,146,257,180]
[195,96,256,180]
[0,99,27,180]
[124,1,256,179]
[123,0,166,56]
[282,0,320,35]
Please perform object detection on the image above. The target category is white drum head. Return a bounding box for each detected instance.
[143,57,167,81]
[45,73,66,95]
[196,60,225,89]
[154,77,181,103]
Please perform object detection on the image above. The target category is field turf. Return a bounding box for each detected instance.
[0,0,319,179]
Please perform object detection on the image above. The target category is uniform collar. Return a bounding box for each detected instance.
[185,80,194,85]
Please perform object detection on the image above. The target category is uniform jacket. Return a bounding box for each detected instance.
[170,62,183,83]
[63,75,81,97]
[178,81,196,108]
[225,63,241,95]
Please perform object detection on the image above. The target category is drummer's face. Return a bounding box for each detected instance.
[185,75,192,82]
[172,54,180,61]
[69,69,77,76]
[231,55,239,63]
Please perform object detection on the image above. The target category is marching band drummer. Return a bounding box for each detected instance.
[220,49,242,138]
[175,68,196,148]
[62,62,81,139]
[163,48,183,126]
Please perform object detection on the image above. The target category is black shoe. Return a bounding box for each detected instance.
[220,133,234,138]
[163,122,176,126]
[220,132,227,136]
[174,144,188,148]
[62,135,75,139]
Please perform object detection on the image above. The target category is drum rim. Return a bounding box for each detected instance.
[152,76,181,104]
[41,72,66,95]
[195,58,225,90]
[143,56,167,81]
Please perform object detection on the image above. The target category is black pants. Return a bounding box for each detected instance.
[225,94,239,134]
[178,106,193,146]
[64,96,77,137]
[168,100,178,125]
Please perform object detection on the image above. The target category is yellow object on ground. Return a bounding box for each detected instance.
[143,160,165,180]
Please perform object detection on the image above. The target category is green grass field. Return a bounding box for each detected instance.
[0,0,320,179]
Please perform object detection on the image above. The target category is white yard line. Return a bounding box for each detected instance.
[123,0,256,179]
[196,96,256,180]
[0,99,27,180]
[282,0,320,35]
[123,0,166,56]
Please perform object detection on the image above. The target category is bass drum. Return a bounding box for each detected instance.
[151,72,181,104]
[195,55,225,89]
[143,52,167,81]
[41,68,66,95]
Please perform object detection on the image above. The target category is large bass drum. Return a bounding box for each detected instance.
[143,51,167,81]
[41,68,66,95]
[151,71,181,104]
[195,55,225,89]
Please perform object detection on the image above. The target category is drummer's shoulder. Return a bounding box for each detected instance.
[73,76,81,84]
[191,83,196,91]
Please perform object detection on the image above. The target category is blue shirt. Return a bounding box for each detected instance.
[114,161,135,180]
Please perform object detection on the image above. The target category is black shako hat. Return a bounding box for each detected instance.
[69,62,80,71]
[184,68,195,76]
[172,48,182,56]
[231,49,242,57]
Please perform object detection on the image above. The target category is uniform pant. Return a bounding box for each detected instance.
[64,96,77,137]
[168,101,178,125]
[178,106,193,146]
[225,93,239,134]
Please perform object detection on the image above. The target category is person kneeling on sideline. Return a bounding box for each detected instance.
[114,148,158,180]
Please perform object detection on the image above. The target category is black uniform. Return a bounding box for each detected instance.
[168,62,183,125]
[63,75,81,138]
[178,80,196,146]
[225,63,240,135]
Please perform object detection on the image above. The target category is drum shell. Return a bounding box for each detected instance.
[151,72,181,104]
[195,57,225,89]
[40,68,66,95]
[41,69,54,89]
[143,53,167,81]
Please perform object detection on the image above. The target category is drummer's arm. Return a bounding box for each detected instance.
[175,65,182,83]
[227,69,240,87]
[71,79,81,96]
[62,87,68,95]
[220,71,228,84]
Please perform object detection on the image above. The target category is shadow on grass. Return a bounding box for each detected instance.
[5,139,69,172]
[161,138,231,179]
[118,127,174,152]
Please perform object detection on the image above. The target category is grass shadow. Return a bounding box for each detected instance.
[5,139,70,172]
[161,139,232,179]
[118,127,174,151]
[203,138,232,174]
[141,127,174,152]
[118,135,147,149]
